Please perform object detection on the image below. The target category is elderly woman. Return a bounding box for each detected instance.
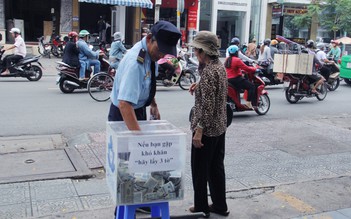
[109,32,127,70]
[188,31,229,218]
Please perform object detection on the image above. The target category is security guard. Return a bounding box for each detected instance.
[108,21,181,130]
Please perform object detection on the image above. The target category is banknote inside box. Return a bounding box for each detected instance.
[106,120,187,205]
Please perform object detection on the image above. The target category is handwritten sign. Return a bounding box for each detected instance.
[128,135,183,173]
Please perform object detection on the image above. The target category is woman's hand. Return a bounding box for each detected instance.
[189,83,198,96]
[192,128,204,148]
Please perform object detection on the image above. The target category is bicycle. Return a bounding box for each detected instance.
[87,72,114,102]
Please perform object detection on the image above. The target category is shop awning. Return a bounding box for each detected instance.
[78,0,153,9]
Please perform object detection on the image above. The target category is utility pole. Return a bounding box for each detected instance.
[177,0,184,46]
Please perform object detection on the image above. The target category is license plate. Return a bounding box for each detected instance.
[347,62,351,68]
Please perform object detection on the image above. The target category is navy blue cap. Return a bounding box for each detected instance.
[151,21,181,56]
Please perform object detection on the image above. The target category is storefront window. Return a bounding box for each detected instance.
[199,0,211,31]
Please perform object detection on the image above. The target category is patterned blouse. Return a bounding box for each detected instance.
[191,59,228,137]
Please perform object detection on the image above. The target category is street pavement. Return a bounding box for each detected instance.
[1,57,351,218]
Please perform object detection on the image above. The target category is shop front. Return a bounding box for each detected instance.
[199,0,251,50]
[78,0,153,46]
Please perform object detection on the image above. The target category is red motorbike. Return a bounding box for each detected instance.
[51,35,66,58]
[227,68,271,115]
[283,74,328,103]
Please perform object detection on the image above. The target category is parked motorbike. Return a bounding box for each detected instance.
[56,55,111,93]
[0,47,43,81]
[227,68,271,115]
[51,35,66,58]
[283,74,328,103]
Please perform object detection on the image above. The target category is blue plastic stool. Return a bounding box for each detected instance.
[115,202,170,219]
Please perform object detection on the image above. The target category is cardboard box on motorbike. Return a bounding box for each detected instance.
[273,53,314,75]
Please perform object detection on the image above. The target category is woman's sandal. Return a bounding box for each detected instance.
[189,206,210,218]
[209,204,230,217]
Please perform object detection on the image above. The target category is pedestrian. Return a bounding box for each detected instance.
[188,31,229,218]
[1,28,26,75]
[109,32,127,70]
[246,38,257,59]
[97,16,106,43]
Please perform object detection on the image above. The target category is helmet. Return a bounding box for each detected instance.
[306,39,315,48]
[113,32,122,41]
[68,31,78,38]
[78,30,90,38]
[271,39,278,46]
[231,37,240,45]
[331,40,339,45]
[316,43,325,50]
[227,45,239,55]
[9,28,21,34]
[264,39,271,46]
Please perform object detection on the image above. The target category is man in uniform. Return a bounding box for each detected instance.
[108,21,181,130]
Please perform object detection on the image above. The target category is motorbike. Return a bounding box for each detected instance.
[256,62,283,86]
[56,55,111,93]
[51,35,66,58]
[227,68,271,115]
[0,47,43,81]
[320,62,341,91]
[157,55,196,90]
[283,73,328,103]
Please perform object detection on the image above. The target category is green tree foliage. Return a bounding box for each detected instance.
[292,0,351,38]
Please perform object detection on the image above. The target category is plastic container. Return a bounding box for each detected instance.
[106,120,187,205]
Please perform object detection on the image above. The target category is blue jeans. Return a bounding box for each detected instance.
[79,59,101,78]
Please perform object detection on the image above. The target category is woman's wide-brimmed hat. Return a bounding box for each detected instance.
[189,31,220,56]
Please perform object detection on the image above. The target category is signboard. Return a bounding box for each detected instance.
[128,135,182,173]
[272,4,282,17]
[283,7,307,16]
[216,0,249,11]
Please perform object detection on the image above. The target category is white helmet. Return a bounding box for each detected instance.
[10,28,21,34]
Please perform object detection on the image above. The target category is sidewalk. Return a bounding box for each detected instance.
[1,109,351,218]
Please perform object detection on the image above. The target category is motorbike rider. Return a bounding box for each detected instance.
[225,45,256,109]
[316,43,339,81]
[305,40,325,94]
[327,40,341,63]
[258,39,273,71]
[270,39,280,59]
[1,28,26,76]
[77,30,102,81]
[245,38,257,59]
[109,32,127,70]
[226,37,255,63]
[62,31,80,68]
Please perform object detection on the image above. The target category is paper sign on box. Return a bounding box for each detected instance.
[273,53,314,75]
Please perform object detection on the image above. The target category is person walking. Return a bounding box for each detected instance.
[188,31,229,218]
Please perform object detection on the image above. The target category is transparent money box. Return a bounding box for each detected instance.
[106,120,187,205]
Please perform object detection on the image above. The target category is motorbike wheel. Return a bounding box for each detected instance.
[88,73,114,102]
[179,70,196,90]
[316,83,328,101]
[327,78,340,91]
[26,65,43,81]
[255,94,270,115]
[51,46,61,58]
[344,78,351,85]
[59,79,75,93]
[285,86,300,104]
